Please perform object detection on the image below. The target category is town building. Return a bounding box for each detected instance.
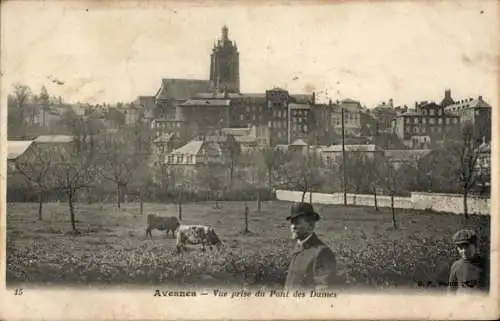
[317,144,383,167]
[444,94,492,144]
[133,26,316,147]
[392,97,460,149]
[383,149,432,170]
[210,25,240,93]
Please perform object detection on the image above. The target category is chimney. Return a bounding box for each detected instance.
[479,95,483,101]
[311,92,316,105]
[445,89,451,98]
[328,99,332,106]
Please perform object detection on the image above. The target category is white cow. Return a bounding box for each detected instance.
[175,225,223,253]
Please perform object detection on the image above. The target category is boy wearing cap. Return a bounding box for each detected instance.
[447,229,489,294]
[284,202,338,290]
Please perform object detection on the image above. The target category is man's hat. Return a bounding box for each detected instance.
[452,229,477,245]
[286,202,320,222]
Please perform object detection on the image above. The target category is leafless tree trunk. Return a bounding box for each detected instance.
[116,183,121,209]
[38,192,44,221]
[139,191,144,215]
[244,204,249,233]
[256,190,261,213]
[463,188,468,220]
[178,188,183,220]
[374,190,379,211]
[391,193,397,229]
[68,189,77,232]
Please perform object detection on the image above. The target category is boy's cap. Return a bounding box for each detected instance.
[452,229,477,245]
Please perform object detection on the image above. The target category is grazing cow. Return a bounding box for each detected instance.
[176,225,223,253]
[146,215,180,239]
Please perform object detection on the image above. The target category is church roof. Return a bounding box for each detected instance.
[155,78,214,101]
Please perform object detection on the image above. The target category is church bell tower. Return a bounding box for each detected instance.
[209,25,240,93]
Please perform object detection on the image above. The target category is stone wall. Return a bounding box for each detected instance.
[275,190,490,215]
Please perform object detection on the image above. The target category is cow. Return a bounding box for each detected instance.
[146,215,180,239]
[175,224,223,253]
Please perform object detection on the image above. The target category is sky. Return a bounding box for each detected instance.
[1,0,499,108]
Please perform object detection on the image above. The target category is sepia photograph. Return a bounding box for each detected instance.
[0,0,498,320]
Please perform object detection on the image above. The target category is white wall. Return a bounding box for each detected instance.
[275,190,490,215]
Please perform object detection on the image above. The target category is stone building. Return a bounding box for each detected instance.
[392,99,460,149]
[210,25,240,93]
[138,26,316,147]
[444,94,492,144]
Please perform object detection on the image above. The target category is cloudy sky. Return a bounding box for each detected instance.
[1,0,499,108]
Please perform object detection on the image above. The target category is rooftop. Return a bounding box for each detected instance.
[384,149,432,161]
[155,78,214,101]
[33,135,74,143]
[319,144,379,153]
[291,138,308,146]
[153,133,175,143]
[170,140,204,155]
[221,127,252,136]
[180,99,231,107]
[7,141,33,160]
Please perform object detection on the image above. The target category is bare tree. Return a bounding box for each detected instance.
[8,83,32,137]
[260,146,287,188]
[197,165,225,208]
[378,158,406,229]
[99,130,139,209]
[455,124,480,220]
[365,155,386,211]
[51,118,101,232]
[14,145,55,221]
[282,149,324,202]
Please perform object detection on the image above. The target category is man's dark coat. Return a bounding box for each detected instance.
[284,233,338,290]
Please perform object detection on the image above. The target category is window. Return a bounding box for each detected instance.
[429,118,435,124]
[413,118,418,124]
[438,109,442,116]
[446,118,450,124]
[429,109,434,116]
[438,118,442,124]
[422,118,426,124]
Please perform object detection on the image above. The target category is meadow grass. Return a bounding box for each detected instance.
[6,200,490,290]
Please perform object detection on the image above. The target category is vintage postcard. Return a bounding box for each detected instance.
[0,0,498,320]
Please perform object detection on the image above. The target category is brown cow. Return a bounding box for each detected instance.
[146,215,180,239]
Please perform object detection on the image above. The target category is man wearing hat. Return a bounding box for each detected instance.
[284,202,338,290]
[448,228,489,294]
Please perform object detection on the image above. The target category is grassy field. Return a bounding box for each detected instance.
[6,200,490,290]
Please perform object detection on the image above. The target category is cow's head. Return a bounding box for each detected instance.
[206,227,223,246]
